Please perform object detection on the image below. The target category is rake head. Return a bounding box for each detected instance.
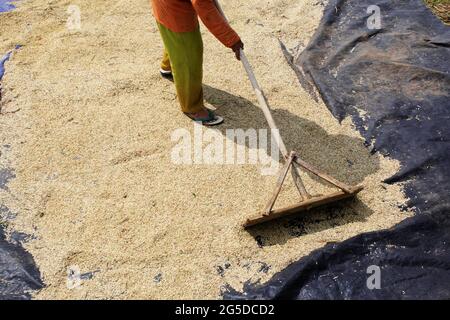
[243,151,363,228]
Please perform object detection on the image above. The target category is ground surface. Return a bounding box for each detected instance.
[0,0,411,299]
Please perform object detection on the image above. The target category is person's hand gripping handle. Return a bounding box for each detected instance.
[231,40,244,60]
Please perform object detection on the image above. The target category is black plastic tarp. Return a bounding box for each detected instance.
[1,167,43,299]
[0,225,43,300]
[225,0,450,299]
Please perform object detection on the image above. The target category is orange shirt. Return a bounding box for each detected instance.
[151,0,240,48]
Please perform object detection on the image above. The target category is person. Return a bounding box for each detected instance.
[151,0,244,126]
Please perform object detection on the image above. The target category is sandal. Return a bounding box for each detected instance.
[184,109,224,126]
[159,68,173,81]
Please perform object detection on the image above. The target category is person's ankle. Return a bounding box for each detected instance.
[189,108,208,117]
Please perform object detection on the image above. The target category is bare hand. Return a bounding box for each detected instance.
[231,40,244,60]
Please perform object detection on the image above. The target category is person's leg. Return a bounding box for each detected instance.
[157,23,203,114]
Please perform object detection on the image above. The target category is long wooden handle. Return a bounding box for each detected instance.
[239,52,289,158]
[213,0,312,199]
[213,0,288,159]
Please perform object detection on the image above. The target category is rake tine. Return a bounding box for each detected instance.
[263,152,295,216]
[290,160,312,200]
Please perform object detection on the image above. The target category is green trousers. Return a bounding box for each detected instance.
[157,22,204,114]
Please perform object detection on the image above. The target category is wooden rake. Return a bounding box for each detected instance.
[213,0,363,228]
